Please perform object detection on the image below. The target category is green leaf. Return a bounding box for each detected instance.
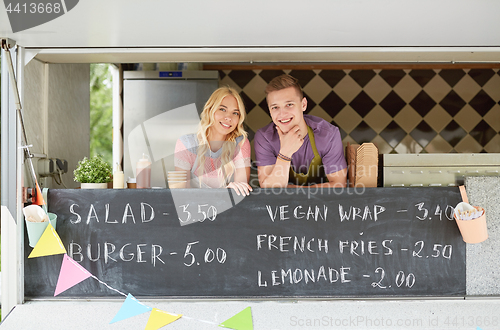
[74,155,112,183]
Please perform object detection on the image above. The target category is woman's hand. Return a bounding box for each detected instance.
[227,182,253,196]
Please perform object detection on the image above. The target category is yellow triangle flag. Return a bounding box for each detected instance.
[145,308,182,330]
[28,222,67,258]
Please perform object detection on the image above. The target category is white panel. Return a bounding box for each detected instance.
[143,104,200,164]
[46,64,90,189]
[0,206,22,318]
[23,60,45,155]
[31,47,500,64]
[1,0,499,48]
[126,124,150,182]
[127,104,201,188]
[23,61,91,189]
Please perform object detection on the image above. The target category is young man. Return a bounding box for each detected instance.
[254,74,347,188]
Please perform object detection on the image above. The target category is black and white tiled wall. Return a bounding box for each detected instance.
[217,68,500,157]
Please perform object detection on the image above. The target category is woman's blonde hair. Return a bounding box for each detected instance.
[196,86,247,186]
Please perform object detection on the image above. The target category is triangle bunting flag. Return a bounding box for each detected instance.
[110,293,152,324]
[33,182,46,206]
[145,308,182,330]
[28,222,67,258]
[54,254,92,296]
[219,307,253,330]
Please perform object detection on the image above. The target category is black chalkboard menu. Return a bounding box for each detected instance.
[25,187,465,298]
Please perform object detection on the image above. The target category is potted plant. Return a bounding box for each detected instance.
[73,155,112,189]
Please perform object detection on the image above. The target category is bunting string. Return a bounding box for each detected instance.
[87,272,217,324]
[181,315,219,326]
[85,268,245,328]
[89,274,128,297]
[28,213,253,329]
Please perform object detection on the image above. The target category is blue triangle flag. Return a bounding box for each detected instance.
[110,293,152,324]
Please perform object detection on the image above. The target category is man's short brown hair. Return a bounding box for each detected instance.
[265,74,303,99]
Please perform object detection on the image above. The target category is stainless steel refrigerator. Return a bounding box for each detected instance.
[123,70,219,188]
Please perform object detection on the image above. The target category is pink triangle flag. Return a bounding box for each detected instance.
[54,254,92,296]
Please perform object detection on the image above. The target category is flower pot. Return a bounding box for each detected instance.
[81,183,108,189]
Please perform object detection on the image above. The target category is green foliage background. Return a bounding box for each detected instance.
[90,64,113,165]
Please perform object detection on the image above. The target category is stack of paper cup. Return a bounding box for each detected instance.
[127,177,137,189]
[454,201,488,243]
[23,205,58,247]
[168,171,187,189]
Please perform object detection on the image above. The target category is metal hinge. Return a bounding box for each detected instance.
[1,38,16,50]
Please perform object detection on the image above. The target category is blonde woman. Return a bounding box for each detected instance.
[174,86,252,195]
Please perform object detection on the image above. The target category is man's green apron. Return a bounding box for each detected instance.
[289,126,327,185]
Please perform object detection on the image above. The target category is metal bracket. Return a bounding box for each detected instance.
[1,38,16,50]
[2,37,41,191]
[22,187,36,205]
